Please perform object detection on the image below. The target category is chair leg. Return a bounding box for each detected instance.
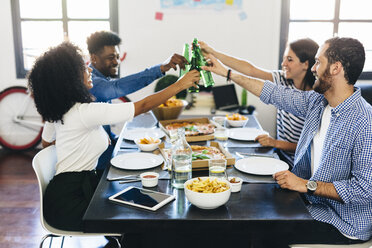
[39,234,59,248]
[60,236,65,248]
[113,237,121,248]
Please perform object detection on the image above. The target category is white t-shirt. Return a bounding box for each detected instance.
[42,102,134,175]
[311,104,332,176]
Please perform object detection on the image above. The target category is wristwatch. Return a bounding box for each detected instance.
[306,180,317,195]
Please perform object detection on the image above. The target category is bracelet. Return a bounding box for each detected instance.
[226,69,231,82]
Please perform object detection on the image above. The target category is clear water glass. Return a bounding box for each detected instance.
[209,159,227,179]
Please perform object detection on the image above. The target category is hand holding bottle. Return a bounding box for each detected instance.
[201,55,228,77]
[160,53,188,73]
[198,41,215,57]
[176,70,200,90]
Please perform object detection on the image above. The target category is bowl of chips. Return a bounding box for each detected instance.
[184,177,231,209]
[152,98,187,121]
[134,137,161,152]
[226,113,248,127]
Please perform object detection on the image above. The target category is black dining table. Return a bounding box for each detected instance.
[83,112,315,246]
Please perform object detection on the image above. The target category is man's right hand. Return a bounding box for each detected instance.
[160,53,188,73]
[198,41,215,57]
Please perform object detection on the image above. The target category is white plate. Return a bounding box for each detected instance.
[235,157,289,175]
[111,152,164,170]
[123,128,165,141]
[228,128,269,141]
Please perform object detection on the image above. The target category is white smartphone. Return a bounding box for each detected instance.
[109,186,175,211]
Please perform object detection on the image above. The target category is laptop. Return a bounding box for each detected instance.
[212,84,240,111]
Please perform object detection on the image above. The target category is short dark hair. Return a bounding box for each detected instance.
[324,37,365,85]
[28,42,93,122]
[87,31,121,54]
[289,38,319,90]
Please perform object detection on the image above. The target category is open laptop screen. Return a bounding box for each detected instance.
[212,84,240,110]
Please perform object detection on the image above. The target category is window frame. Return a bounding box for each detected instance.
[280,0,372,80]
[11,0,118,79]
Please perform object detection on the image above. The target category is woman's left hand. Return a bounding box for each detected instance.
[255,134,277,148]
[201,55,228,77]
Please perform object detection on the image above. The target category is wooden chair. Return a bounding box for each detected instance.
[32,145,122,248]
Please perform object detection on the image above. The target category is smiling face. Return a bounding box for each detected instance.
[311,43,333,94]
[281,47,308,87]
[83,66,93,89]
[91,45,120,77]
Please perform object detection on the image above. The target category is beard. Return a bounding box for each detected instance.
[313,67,332,94]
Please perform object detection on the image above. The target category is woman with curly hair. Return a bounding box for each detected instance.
[199,38,318,168]
[28,42,199,231]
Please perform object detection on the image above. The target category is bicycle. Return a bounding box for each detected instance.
[0,86,43,151]
[0,86,129,151]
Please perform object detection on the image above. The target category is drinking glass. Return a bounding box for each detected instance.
[209,159,227,179]
[214,127,228,141]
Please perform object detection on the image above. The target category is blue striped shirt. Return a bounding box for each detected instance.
[272,71,306,167]
[261,81,372,241]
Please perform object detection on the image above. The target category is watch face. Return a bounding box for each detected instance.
[307,181,317,191]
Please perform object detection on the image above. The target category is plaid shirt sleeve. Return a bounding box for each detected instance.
[260,81,313,119]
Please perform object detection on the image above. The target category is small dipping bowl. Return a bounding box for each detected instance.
[140,172,159,187]
[228,177,243,193]
[134,138,161,152]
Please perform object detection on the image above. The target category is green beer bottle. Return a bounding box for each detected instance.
[188,39,201,93]
[179,43,190,78]
[192,38,215,88]
[188,55,200,93]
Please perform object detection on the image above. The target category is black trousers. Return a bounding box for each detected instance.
[253,221,366,248]
[43,170,99,231]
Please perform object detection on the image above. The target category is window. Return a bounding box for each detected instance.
[11,0,118,78]
[280,0,372,79]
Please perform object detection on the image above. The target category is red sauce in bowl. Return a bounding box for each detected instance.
[143,175,157,179]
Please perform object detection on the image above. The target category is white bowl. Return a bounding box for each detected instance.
[134,138,161,152]
[226,117,248,127]
[228,177,243,193]
[184,177,231,209]
[140,172,159,187]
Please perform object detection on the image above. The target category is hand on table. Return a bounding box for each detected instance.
[273,170,307,193]
[255,134,277,148]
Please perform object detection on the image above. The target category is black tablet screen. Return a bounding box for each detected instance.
[113,187,171,208]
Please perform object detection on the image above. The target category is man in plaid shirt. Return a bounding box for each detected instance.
[203,37,372,246]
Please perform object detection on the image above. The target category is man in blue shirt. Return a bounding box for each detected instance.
[203,37,372,246]
[87,31,188,172]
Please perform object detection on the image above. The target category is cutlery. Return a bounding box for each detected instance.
[119,179,141,184]
[235,152,275,158]
[109,175,140,181]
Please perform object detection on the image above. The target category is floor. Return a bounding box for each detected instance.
[0,148,114,248]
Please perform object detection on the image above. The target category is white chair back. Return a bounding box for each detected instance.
[32,145,122,247]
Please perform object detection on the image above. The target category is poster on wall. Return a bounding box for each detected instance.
[160,0,243,10]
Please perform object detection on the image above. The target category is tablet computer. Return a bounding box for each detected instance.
[109,186,175,211]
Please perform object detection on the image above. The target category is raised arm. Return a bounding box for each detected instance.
[133,70,199,116]
[199,41,273,81]
[201,55,265,97]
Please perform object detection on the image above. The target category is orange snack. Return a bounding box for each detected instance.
[226,113,247,121]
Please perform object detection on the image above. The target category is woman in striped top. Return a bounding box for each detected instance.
[199,38,318,168]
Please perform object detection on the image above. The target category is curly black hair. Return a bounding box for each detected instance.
[28,42,93,123]
[86,31,121,54]
[289,38,319,90]
[324,37,365,85]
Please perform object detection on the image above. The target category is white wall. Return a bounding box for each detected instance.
[117,0,281,136]
[2,0,370,137]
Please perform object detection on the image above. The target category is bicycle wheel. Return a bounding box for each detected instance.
[0,86,43,151]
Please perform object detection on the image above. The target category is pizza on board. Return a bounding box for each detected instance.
[165,122,215,136]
